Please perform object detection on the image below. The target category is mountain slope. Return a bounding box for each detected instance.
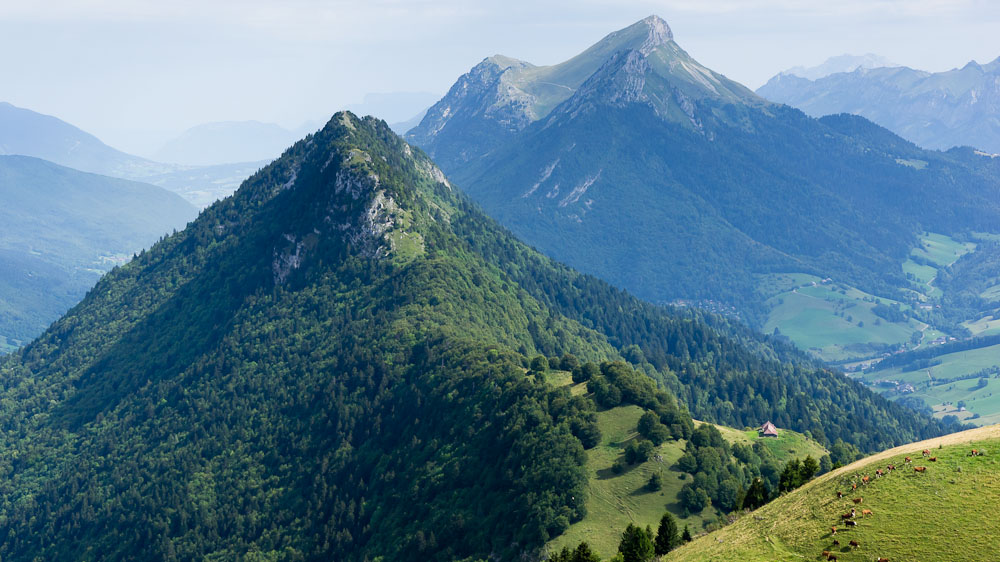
[408,16,1000,334]
[0,101,170,177]
[757,58,1000,153]
[0,154,196,350]
[0,113,950,560]
[666,424,1000,561]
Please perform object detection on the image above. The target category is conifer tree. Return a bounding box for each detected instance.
[654,512,679,555]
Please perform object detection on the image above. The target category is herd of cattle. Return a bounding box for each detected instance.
[817,447,985,561]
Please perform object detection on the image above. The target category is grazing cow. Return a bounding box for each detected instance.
[861,509,873,517]
[875,469,883,478]
[914,466,927,473]
[853,497,863,504]
[851,482,858,491]
[887,464,895,472]
[862,475,870,485]
[971,449,979,457]
[878,558,890,562]
[922,449,930,457]
[849,539,860,548]
[905,456,912,464]
[832,539,839,546]
[827,554,838,561]
[822,551,831,558]
[845,520,858,526]
[841,512,854,520]
[831,526,837,535]
[929,457,937,462]
[837,491,844,498]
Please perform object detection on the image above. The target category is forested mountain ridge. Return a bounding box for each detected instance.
[0,113,951,560]
[408,16,1000,331]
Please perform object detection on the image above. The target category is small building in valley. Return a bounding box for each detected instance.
[759,421,778,438]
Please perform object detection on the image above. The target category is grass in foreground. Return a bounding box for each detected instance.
[666,424,1000,562]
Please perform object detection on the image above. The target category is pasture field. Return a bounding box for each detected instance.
[861,343,1000,425]
[962,314,1000,336]
[545,373,827,559]
[911,231,975,267]
[761,275,923,362]
[547,404,712,559]
[712,423,828,465]
[666,425,1000,562]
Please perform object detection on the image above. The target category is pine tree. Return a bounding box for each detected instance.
[570,541,601,562]
[618,523,655,562]
[681,524,693,543]
[742,477,770,510]
[654,512,679,555]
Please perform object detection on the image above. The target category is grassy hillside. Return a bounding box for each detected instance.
[666,424,1000,561]
[545,372,828,559]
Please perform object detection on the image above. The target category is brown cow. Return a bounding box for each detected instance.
[837,491,843,498]
[831,526,837,535]
[887,464,896,472]
[878,558,890,562]
[853,497,863,504]
[862,475,870,485]
[822,551,831,558]
[875,469,883,478]
[861,509,873,517]
[849,539,860,548]
[904,456,912,463]
[845,520,858,526]
[922,449,930,457]
[851,482,858,491]
[841,512,854,520]
[832,539,840,546]
[827,555,838,561]
[971,449,980,457]
[914,466,927,473]
[929,456,937,462]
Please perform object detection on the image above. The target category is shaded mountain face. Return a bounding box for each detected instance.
[757,58,1000,153]
[0,113,947,560]
[0,155,196,350]
[408,16,1000,324]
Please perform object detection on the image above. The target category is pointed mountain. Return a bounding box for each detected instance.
[410,17,1000,366]
[0,112,946,560]
[408,15,757,169]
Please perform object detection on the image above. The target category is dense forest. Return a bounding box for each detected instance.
[0,114,952,560]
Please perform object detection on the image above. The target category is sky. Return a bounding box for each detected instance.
[3,0,999,155]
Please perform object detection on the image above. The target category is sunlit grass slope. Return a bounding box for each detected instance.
[666,424,1000,562]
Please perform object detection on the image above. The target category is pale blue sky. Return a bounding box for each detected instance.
[3,0,999,154]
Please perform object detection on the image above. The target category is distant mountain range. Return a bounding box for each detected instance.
[0,102,269,206]
[757,57,1000,153]
[0,155,196,351]
[779,53,898,81]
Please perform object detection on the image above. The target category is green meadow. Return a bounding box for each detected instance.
[545,374,827,559]
[667,425,1000,562]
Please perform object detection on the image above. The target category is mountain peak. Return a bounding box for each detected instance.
[637,15,673,53]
